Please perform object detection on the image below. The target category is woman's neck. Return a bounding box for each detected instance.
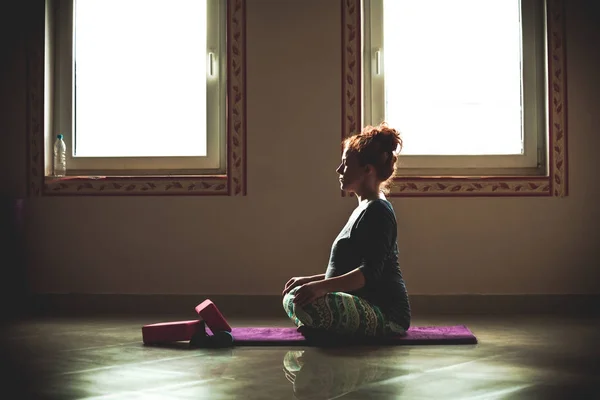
[355,187,382,204]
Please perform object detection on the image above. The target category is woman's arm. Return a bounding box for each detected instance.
[355,203,395,289]
[282,273,326,296]
[292,269,365,307]
[321,269,365,293]
[307,273,326,282]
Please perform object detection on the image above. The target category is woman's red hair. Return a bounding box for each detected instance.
[342,122,403,194]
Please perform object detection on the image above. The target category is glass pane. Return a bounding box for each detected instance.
[74,0,207,157]
[383,0,523,155]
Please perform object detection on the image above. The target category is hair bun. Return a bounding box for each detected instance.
[374,123,403,154]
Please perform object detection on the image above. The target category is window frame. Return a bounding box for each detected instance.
[342,0,568,196]
[56,0,225,174]
[27,0,247,196]
[365,0,546,173]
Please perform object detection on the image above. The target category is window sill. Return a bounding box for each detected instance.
[43,175,229,195]
[389,167,554,196]
[398,166,546,177]
[388,175,552,197]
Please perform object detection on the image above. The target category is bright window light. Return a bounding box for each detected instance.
[383,0,523,156]
[74,0,207,157]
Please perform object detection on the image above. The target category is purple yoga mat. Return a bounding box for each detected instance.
[230,325,477,346]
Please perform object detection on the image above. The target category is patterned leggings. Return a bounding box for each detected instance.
[283,287,405,337]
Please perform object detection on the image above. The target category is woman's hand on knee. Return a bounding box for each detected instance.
[283,277,312,296]
[292,281,329,308]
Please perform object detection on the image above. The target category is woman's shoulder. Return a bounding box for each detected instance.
[359,199,396,222]
[353,199,397,233]
[366,198,394,213]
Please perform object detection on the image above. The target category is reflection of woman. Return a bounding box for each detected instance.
[282,123,411,337]
[283,350,402,399]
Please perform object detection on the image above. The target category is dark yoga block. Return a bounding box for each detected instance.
[195,299,232,333]
[190,327,235,349]
[142,320,204,345]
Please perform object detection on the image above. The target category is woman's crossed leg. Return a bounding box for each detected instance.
[283,287,405,337]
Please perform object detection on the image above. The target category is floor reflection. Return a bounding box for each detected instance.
[283,349,404,399]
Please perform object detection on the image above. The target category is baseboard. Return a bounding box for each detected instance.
[408,294,600,316]
[23,294,600,318]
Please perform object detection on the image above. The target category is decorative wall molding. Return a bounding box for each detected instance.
[341,0,361,148]
[227,0,248,196]
[26,0,45,197]
[341,0,568,197]
[547,0,568,197]
[27,0,247,196]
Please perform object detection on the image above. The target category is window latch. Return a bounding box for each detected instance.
[208,52,215,77]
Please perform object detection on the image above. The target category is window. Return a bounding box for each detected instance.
[55,0,224,174]
[365,0,546,174]
[342,0,568,196]
[30,0,247,195]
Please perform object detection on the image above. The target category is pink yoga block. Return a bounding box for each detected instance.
[195,299,232,333]
[142,319,203,345]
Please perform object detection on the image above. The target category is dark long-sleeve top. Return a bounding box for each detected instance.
[325,199,411,330]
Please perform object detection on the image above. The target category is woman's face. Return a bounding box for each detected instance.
[336,148,367,193]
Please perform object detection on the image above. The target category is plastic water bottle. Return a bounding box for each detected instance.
[53,134,67,177]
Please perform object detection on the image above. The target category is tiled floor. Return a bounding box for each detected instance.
[1,314,599,399]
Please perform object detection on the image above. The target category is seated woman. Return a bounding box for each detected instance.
[282,122,411,338]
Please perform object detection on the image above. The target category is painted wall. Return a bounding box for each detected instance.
[3,0,599,296]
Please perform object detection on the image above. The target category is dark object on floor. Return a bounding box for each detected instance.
[189,321,235,348]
